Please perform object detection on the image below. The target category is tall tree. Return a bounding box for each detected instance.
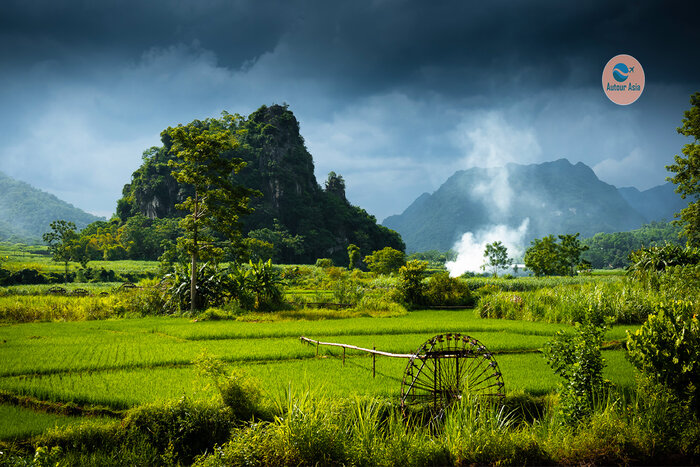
[347,244,360,270]
[558,233,588,276]
[523,235,563,277]
[42,220,78,284]
[363,247,406,275]
[164,112,258,311]
[667,92,700,246]
[324,171,347,201]
[524,233,588,276]
[483,241,512,277]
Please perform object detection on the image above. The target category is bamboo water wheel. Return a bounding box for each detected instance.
[301,332,505,419]
[400,333,505,417]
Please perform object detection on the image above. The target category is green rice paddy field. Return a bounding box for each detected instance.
[0,310,639,440]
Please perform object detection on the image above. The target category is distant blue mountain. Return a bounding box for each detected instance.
[617,183,686,223]
[382,159,679,253]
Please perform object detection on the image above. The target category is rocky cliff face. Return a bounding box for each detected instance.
[117,104,403,263]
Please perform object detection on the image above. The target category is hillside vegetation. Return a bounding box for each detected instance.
[581,221,684,268]
[0,172,103,243]
[116,104,403,264]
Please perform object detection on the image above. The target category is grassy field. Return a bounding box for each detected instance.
[0,310,638,416]
[0,404,109,441]
[0,251,653,459]
[0,243,160,276]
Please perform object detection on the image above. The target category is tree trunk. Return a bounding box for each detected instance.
[190,250,197,312]
[64,260,69,285]
[190,193,199,313]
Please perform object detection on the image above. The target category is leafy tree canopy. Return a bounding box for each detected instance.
[524,233,588,276]
[42,220,79,283]
[163,113,259,311]
[364,247,406,275]
[483,241,512,277]
[666,92,700,246]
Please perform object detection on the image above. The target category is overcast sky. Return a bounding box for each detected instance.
[1,0,698,220]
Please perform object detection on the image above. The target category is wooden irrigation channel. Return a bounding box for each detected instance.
[300,333,506,415]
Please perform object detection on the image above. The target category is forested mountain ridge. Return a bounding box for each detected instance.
[117,104,404,264]
[383,159,665,252]
[0,171,104,242]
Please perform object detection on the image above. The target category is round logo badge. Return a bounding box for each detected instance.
[602,54,644,105]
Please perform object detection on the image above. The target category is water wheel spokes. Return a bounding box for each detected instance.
[400,333,505,418]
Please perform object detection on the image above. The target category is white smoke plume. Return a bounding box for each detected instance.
[445,218,530,277]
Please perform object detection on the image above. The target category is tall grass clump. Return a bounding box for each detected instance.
[16,389,700,466]
[196,387,348,466]
[442,398,543,465]
[464,275,618,292]
[29,397,234,466]
[194,352,265,421]
[0,285,165,323]
[476,280,657,324]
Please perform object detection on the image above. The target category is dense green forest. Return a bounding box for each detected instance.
[581,221,683,268]
[114,105,403,264]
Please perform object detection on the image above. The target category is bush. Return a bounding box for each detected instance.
[314,258,333,268]
[33,398,233,466]
[628,244,700,290]
[544,312,608,423]
[195,352,264,421]
[0,268,53,286]
[122,398,234,465]
[332,278,363,305]
[398,260,427,307]
[627,299,700,413]
[363,247,406,275]
[658,264,700,301]
[423,272,473,307]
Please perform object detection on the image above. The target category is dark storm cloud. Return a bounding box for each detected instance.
[0,1,291,69]
[3,0,697,93]
[0,0,698,219]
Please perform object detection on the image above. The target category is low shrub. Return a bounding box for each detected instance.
[314,258,333,268]
[397,260,427,307]
[422,272,473,307]
[544,313,608,423]
[123,397,233,464]
[33,398,234,466]
[332,277,364,305]
[195,352,265,422]
[627,299,700,413]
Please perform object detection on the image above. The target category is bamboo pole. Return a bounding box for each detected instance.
[299,336,415,359]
